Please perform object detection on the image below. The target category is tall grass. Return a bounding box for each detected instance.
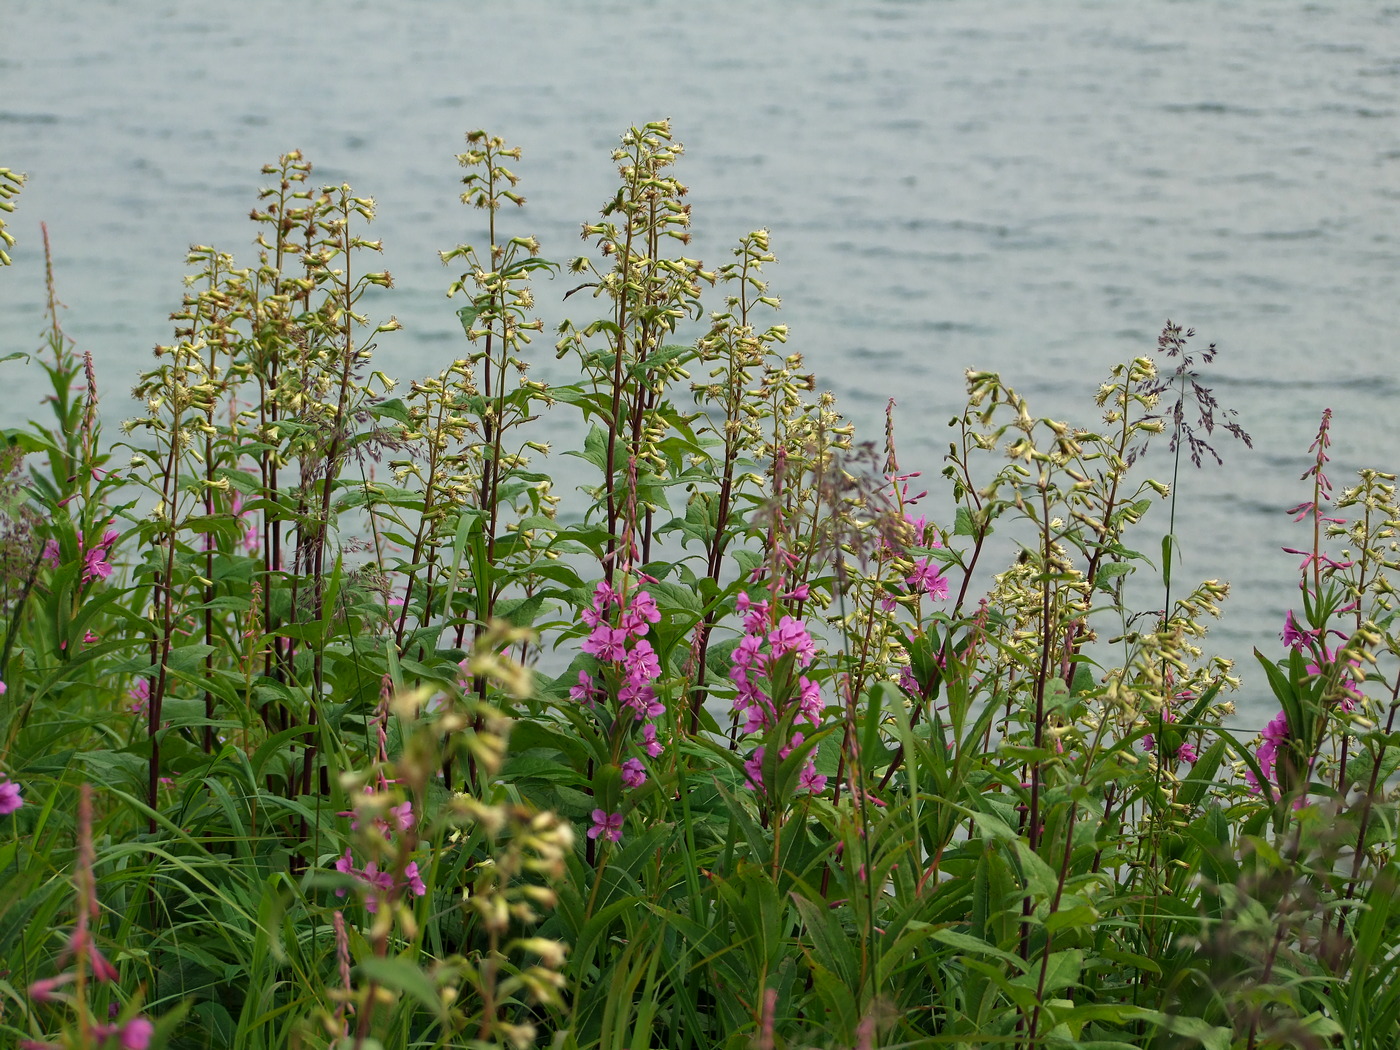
[1,121,1397,1050]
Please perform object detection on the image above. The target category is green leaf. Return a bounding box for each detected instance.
[369,397,410,425]
[930,927,1028,972]
[1043,905,1098,935]
[355,956,446,1021]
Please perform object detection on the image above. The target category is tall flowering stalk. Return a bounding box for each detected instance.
[730,585,826,801]
[22,786,156,1049]
[570,576,665,851]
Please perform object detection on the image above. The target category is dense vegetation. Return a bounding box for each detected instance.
[1,123,1398,1049]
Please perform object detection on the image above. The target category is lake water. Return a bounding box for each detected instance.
[4,1,1400,724]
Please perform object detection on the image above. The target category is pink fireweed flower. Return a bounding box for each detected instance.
[404,861,426,897]
[569,670,603,706]
[1245,710,1290,797]
[798,762,828,794]
[118,1017,155,1050]
[0,776,22,815]
[796,676,823,726]
[620,757,646,788]
[907,557,948,600]
[736,591,771,635]
[743,747,766,791]
[80,530,119,583]
[641,722,663,758]
[588,809,623,842]
[334,849,357,893]
[389,800,415,834]
[620,682,665,720]
[769,616,816,666]
[1281,610,1311,650]
[81,547,108,581]
[620,589,660,636]
[624,638,661,684]
[127,678,151,716]
[582,625,629,663]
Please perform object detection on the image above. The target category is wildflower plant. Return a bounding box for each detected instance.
[7,121,1400,1050]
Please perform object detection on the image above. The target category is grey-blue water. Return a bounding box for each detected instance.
[4,1,1400,726]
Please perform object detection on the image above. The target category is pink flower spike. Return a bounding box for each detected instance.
[405,861,426,897]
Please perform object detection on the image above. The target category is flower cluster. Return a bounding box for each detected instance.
[1142,694,1199,766]
[730,589,826,795]
[42,527,119,585]
[334,849,427,913]
[1282,610,1362,711]
[24,785,155,1049]
[576,580,663,731]
[1244,710,1290,800]
[335,694,428,913]
[571,580,666,845]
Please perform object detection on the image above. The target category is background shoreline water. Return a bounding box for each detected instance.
[3,1,1399,725]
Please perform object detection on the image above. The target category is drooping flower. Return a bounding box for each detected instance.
[1281,610,1308,650]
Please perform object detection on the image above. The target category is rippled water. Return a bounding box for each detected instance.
[4,1,1400,721]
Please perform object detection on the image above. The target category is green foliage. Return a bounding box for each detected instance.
[2,122,1398,1050]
